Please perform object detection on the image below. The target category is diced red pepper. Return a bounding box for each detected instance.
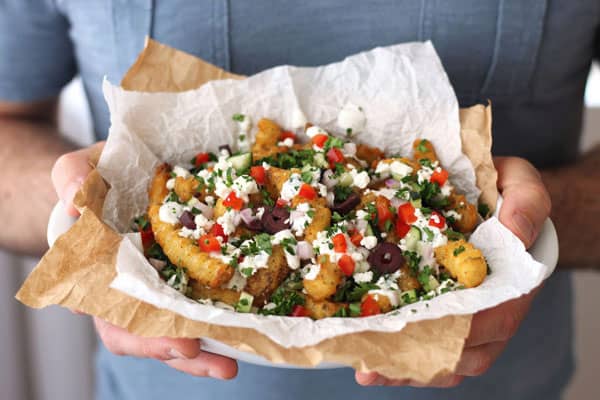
[326,148,344,168]
[430,169,449,186]
[209,223,228,242]
[280,131,296,141]
[311,134,329,148]
[276,198,288,208]
[398,203,417,224]
[338,255,355,276]
[290,304,309,317]
[395,219,411,238]
[360,294,381,317]
[194,152,210,167]
[332,233,347,253]
[198,235,221,252]
[298,183,317,200]
[350,231,363,247]
[223,191,244,210]
[376,196,393,230]
[140,226,155,249]
[250,166,266,185]
[428,211,446,229]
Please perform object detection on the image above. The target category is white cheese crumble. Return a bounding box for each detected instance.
[360,236,378,250]
[337,102,366,135]
[280,173,303,201]
[172,165,191,179]
[353,271,373,283]
[216,209,240,235]
[238,250,270,277]
[158,201,184,224]
[166,178,176,190]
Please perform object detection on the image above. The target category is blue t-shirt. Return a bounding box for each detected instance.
[2,1,597,399]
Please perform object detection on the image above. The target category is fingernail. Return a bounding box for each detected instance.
[512,212,534,245]
[372,375,387,386]
[167,348,189,360]
[208,369,226,380]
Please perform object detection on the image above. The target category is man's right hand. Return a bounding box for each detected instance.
[51,143,238,379]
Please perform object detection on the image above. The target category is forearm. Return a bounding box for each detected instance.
[541,145,600,269]
[0,116,76,255]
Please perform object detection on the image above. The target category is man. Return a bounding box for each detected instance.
[1,1,598,399]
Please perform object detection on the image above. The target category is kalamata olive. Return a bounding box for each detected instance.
[367,242,405,274]
[218,144,232,156]
[179,211,196,230]
[244,218,263,231]
[331,192,360,215]
[261,206,291,234]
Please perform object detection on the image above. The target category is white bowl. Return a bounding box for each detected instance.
[47,201,559,369]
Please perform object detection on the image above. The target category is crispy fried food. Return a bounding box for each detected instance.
[264,166,292,200]
[366,293,394,313]
[213,198,227,220]
[434,239,487,288]
[358,192,376,210]
[190,282,241,306]
[378,157,421,171]
[447,192,478,233]
[413,138,439,162]
[174,176,198,202]
[148,164,234,288]
[290,196,331,242]
[304,296,347,319]
[303,255,343,301]
[355,143,385,167]
[397,266,421,291]
[252,118,286,160]
[245,245,291,305]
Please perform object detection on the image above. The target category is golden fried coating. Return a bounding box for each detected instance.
[447,192,478,233]
[303,255,343,301]
[434,239,487,288]
[148,164,234,288]
[303,204,331,243]
[190,282,241,306]
[252,118,286,160]
[264,166,292,200]
[355,143,385,168]
[213,198,227,220]
[245,245,291,305]
[366,293,394,313]
[397,266,421,292]
[413,138,439,162]
[174,176,198,202]
[304,296,347,319]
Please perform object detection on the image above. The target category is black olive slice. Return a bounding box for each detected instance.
[179,211,197,230]
[218,144,232,156]
[261,206,291,234]
[331,192,360,215]
[367,242,405,274]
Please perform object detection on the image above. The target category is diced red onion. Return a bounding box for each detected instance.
[149,258,167,271]
[239,208,256,225]
[297,241,314,259]
[343,142,357,156]
[322,169,338,188]
[390,197,407,208]
[419,243,437,273]
[326,192,335,206]
[385,179,400,188]
[196,202,214,219]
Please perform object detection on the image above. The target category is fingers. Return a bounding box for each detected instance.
[465,286,539,347]
[455,341,507,376]
[494,156,551,248]
[355,371,463,388]
[51,141,105,216]
[94,317,238,379]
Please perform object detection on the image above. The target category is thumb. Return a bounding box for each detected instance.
[495,157,551,248]
[51,141,105,217]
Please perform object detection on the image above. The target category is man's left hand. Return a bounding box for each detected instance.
[355,157,551,387]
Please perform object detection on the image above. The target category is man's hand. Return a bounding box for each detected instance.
[355,156,551,387]
[52,143,238,380]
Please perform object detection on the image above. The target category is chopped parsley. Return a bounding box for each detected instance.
[453,245,466,256]
[232,113,245,122]
[416,139,429,153]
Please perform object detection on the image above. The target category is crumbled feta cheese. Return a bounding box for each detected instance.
[280,173,303,201]
[217,209,240,235]
[166,178,176,190]
[337,102,366,135]
[205,196,215,206]
[350,170,370,189]
[360,236,378,250]
[238,251,270,276]
[353,271,373,283]
[232,175,259,202]
[262,162,271,170]
[390,161,413,178]
[172,165,191,179]
[305,125,327,138]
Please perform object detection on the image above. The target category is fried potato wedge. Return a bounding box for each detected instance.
[264,166,292,200]
[413,138,439,163]
[190,282,241,306]
[252,118,286,160]
[355,143,385,167]
[447,192,478,233]
[304,297,347,319]
[434,239,487,288]
[245,245,291,305]
[303,255,343,301]
[174,176,198,203]
[397,266,421,292]
[148,164,234,288]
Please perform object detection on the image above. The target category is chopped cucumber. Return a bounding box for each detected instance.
[365,223,374,237]
[404,226,421,251]
[422,276,440,292]
[400,289,418,305]
[338,172,353,186]
[234,292,254,313]
[313,152,329,168]
[228,152,252,173]
[410,198,422,208]
[349,302,362,317]
[391,172,404,181]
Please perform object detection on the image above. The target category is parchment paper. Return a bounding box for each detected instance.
[17,38,536,382]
